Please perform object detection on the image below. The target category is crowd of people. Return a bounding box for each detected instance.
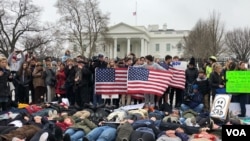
[0,49,248,141]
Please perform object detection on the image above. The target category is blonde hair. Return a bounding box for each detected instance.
[108,59,116,68]
[0,57,9,69]
[213,63,222,71]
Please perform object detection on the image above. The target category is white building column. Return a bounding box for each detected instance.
[144,40,148,55]
[140,38,144,57]
[109,44,113,59]
[113,38,117,59]
[127,38,130,55]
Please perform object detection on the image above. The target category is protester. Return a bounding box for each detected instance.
[0,57,12,111]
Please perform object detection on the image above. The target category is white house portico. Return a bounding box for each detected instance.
[100,22,189,59]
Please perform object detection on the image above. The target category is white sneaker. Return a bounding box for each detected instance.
[39,132,49,141]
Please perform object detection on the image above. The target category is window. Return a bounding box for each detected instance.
[155,44,160,51]
[177,46,182,52]
[103,45,106,51]
[166,44,171,51]
[177,43,182,52]
[130,44,132,52]
[117,44,120,52]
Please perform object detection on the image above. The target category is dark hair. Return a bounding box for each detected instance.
[17,62,31,77]
[165,55,172,61]
[125,57,132,62]
[229,61,237,70]
[145,55,154,62]
[45,56,52,62]
[60,63,66,67]
[129,53,135,57]
[140,56,145,60]
[134,58,140,63]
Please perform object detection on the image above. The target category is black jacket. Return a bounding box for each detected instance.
[0,68,11,97]
[75,67,91,87]
[209,71,224,95]
[15,71,32,87]
[185,67,198,84]
[195,77,210,95]
[65,66,76,86]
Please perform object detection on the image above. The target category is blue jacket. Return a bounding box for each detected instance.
[187,91,203,108]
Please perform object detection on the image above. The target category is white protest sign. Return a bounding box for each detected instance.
[102,94,119,99]
[171,61,188,70]
[210,94,232,120]
[120,103,145,111]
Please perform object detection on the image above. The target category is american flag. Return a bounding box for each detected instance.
[168,67,186,89]
[127,67,173,96]
[95,68,127,94]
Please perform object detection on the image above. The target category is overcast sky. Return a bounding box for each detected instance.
[33,0,250,31]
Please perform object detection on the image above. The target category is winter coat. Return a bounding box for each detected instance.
[75,67,91,87]
[70,118,97,134]
[185,67,198,84]
[195,77,210,95]
[14,71,32,87]
[44,68,56,86]
[0,68,11,98]
[209,71,224,95]
[55,69,66,94]
[0,124,41,141]
[32,68,45,88]
[186,92,203,109]
[64,66,76,87]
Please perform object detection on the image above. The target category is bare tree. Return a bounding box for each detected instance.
[83,0,109,58]
[225,28,250,62]
[183,19,210,59]
[183,11,225,59]
[0,0,44,57]
[55,0,109,58]
[207,11,225,56]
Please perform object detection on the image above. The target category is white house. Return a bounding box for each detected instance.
[100,22,189,59]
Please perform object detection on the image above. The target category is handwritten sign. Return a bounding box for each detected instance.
[171,61,188,70]
[226,71,250,93]
[210,94,232,120]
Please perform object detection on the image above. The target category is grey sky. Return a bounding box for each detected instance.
[33,0,250,31]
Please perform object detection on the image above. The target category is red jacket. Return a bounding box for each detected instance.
[56,122,71,132]
[55,69,66,95]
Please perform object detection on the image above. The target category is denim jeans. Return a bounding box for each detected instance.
[65,128,85,141]
[85,126,116,141]
[93,87,103,106]
[180,103,204,113]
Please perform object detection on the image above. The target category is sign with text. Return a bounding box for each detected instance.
[171,61,188,70]
[210,94,232,120]
[226,71,250,93]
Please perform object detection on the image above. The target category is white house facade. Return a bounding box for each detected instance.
[99,22,189,59]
